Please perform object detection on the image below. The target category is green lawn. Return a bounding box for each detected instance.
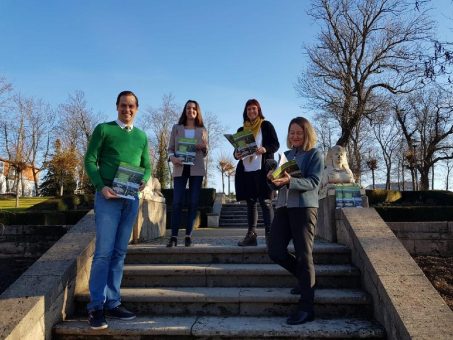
[0,197,54,210]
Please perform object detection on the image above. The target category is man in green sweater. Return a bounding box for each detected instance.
[84,90,151,330]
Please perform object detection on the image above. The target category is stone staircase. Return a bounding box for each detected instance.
[53,229,385,339]
[220,203,264,228]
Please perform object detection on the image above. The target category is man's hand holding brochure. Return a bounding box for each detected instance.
[111,162,145,200]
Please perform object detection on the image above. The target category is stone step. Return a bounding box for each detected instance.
[218,218,255,222]
[53,316,385,339]
[74,287,372,318]
[125,244,351,265]
[221,206,261,210]
[122,264,361,288]
[220,215,261,219]
[219,222,264,227]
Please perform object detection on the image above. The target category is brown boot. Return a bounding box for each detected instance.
[237,231,257,246]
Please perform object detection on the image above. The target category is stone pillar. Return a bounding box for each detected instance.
[132,196,166,243]
[131,178,167,243]
[317,185,368,242]
[317,188,337,242]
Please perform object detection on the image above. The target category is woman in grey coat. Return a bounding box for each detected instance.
[267,117,324,325]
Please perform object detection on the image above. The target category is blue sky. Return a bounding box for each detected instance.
[0,0,452,190]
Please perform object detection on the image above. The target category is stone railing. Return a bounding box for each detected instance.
[317,190,453,339]
[0,195,167,339]
[0,211,95,340]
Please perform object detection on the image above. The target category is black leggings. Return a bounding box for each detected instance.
[246,197,274,233]
[267,207,317,311]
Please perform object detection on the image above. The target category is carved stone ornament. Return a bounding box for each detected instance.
[142,177,164,199]
[320,145,355,189]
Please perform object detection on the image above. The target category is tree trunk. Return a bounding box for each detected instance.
[20,173,25,196]
[419,169,430,191]
[14,173,19,208]
[32,168,39,196]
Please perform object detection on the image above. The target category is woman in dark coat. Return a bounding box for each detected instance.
[234,99,279,246]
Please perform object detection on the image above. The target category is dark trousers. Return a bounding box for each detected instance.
[268,207,317,311]
[171,165,203,237]
[246,197,274,234]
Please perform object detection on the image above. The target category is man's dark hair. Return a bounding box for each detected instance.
[116,90,139,107]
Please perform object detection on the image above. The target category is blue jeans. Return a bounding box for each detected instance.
[171,166,203,237]
[87,191,139,312]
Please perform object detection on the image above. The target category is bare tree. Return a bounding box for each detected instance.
[395,86,453,190]
[297,0,433,147]
[1,95,32,205]
[368,102,403,189]
[25,98,54,194]
[57,90,100,192]
[203,112,226,188]
[0,76,12,113]
[443,158,452,190]
[217,154,235,194]
[313,112,337,151]
[140,94,180,189]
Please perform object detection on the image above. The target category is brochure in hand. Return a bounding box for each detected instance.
[224,130,258,158]
[271,153,302,179]
[175,137,197,165]
[112,162,145,200]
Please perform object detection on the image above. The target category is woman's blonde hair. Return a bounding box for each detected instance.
[286,117,317,150]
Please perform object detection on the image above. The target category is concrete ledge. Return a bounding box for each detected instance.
[336,208,453,340]
[387,221,452,256]
[0,211,95,340]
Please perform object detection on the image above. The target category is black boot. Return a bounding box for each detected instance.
[166,236,177,247]
[184,236,192,247]
[237,231,257,247]
[290,286,301,295]
[286,306,314,325]
[265,230,270,247]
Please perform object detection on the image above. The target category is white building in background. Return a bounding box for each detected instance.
[0,158,37,197]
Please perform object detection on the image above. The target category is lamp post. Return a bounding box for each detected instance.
[366,158,378,189]
[412,140,419,191]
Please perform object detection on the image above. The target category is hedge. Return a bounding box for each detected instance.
[162,188,216,228]
[0,210,91,225]
[366,189,453,206]
[374,206,453,222]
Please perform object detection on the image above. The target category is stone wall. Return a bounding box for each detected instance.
[0,225,69,257]
[0,211,96,340]
[336,208,453,340]
[387,221,453,256]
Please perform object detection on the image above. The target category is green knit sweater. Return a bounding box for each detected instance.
[85,121,152,191]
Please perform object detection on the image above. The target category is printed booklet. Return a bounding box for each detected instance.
[271,153,302,179]
[224,130,258,158]
[335,184,362,208]
[175,137,197,165]
[112,162,145,200]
